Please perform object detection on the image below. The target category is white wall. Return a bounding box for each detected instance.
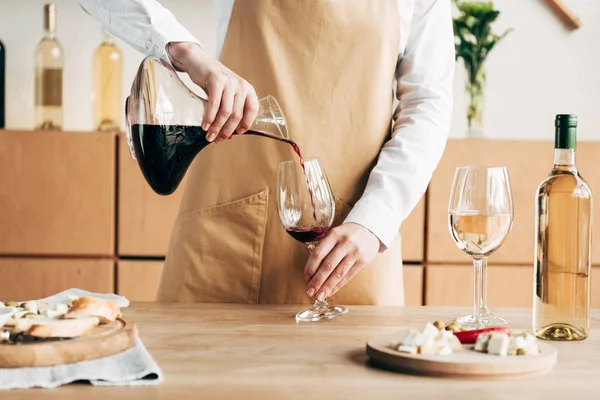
[0,0,598,140]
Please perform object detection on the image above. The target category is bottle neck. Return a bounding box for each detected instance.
[553,148,576,167]
[44,4,57,39]
[102,30,115,45]
[554,118,577,169]
[44,29,56,39]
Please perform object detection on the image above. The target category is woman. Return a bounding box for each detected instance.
[78,0,454,305]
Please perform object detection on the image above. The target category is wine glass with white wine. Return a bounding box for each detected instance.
[448,166,514,329]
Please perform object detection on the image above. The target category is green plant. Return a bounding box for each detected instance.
[453,0,512,134]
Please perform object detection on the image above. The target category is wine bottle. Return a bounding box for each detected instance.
[92,30,123,132]
[34,3,63,131]
[533,114,592,341]
[0,37,5,129]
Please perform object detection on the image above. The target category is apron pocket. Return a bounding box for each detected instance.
[169,189,269,303]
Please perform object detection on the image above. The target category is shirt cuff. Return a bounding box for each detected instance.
[343,196,401,251]
[152,29,202,64]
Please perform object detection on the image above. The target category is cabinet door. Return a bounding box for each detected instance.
[117,260,163,301]
[117,135,185,257]
[401,197,425,263]
[425,264,533,307]
[0,130,115,256]
[0,258,113,301]
[403,265,423,306]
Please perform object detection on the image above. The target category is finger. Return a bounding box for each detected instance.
[303,230,338,282]
[202,75,225,140]
[315,255,356,301]
[210,83,235,143]
[218,86,246,140]
[306,241,351,300]
[237,85,259,134]
[329,262,364,297]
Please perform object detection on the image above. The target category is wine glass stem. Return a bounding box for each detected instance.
[473,256,490,326]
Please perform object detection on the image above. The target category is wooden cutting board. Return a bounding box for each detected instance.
[0,318,138,368]
[366,333,557,378]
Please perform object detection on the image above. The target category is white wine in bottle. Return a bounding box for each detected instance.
[34,3,63,131]
[92,30,122,132]
[533,114,592,341]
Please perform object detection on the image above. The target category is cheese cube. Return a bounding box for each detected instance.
[423,322,440,338]
[401,330,423,347]
[487,332,510,356]
[397,345,417,354]
[437,345,453,355]
[54,303,69,315]
[474,333,491,352]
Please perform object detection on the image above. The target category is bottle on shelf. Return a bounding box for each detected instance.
[92,30,123,132]
[0,37,5,129]
[34,3,63,131]
[533,114,592,341]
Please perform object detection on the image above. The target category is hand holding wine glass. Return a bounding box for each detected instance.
[277,158,348,322]
[448,166,514,329]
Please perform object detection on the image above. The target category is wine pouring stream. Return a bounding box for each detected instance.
[124,56,346,322]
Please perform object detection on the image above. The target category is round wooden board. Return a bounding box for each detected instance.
[0,319,138,368]
[366,332,557,379]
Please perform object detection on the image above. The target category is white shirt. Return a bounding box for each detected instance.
[77,0,455,250]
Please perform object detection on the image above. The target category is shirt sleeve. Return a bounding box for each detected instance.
[76,0,201,61]
[343,0,455,250]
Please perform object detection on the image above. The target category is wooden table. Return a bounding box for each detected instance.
[2,304,600,399]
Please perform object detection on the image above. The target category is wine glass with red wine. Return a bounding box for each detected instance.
[277,158,348,322]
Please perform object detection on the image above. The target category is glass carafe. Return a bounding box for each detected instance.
[125,56,289,195]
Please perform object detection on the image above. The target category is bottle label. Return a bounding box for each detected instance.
[36,68,62,106]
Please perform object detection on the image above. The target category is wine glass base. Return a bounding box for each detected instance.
[457,313,508,329]
[296,304,348,322]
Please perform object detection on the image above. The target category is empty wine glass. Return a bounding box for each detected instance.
[448,166,514,329]
[277,158,348,322]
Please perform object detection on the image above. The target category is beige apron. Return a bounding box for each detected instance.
[158,0,405,305]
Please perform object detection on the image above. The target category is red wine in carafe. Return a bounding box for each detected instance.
[131,123,305,196]
[131,124,210,195]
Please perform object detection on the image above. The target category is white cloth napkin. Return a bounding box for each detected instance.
[0,289,163,391]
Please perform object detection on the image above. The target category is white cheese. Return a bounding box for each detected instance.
[487,332,510,356]
[54,303,69,315]
[401,330,424,347]
[474,333,491,352]
[508,336,525,355]
[0,302,4,308]
[40,309,63,319]
[397,345,417,354]
[508,332,539,356]
[437,345,453,355]
[422,322,439,338]
[23,301,38,314]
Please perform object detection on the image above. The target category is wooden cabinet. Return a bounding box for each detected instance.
[403,265,423,306]
[0,258,113,301]
[117,260,164,302]
[0,130,115,256]
[2,131,599,308]
[425,264,533,307]
[117,135,185,257]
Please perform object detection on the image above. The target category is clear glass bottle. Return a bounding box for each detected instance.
[34,3,63,131]
[92,30,123,132]
[533,114,592,341]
